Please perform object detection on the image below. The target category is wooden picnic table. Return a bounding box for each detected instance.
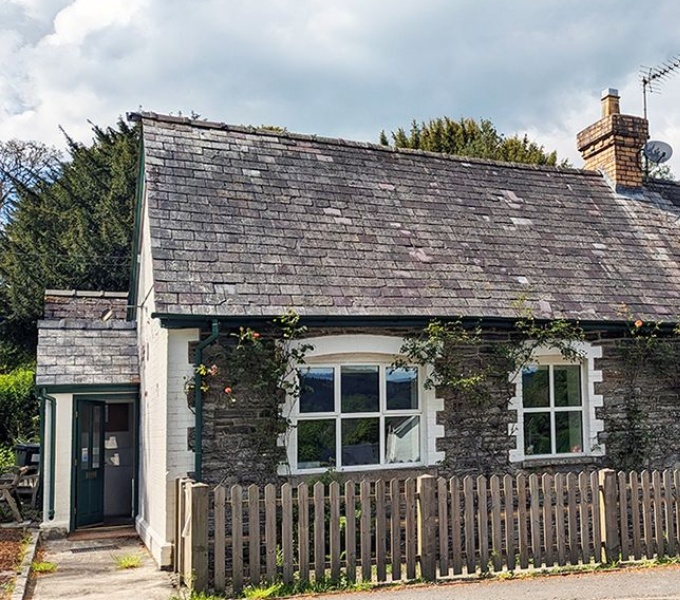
[0,467,30,523]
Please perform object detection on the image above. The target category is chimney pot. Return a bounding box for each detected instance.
[601,88,620,117]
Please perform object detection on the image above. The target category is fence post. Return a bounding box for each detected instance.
[190,483,210,592]
[598,469,620,563]
[417,475,437,581]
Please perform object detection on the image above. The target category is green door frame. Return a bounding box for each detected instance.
[70,391,139,531]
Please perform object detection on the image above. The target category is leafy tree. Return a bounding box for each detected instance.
[0,140,62,219]
[0,367,37,447]
[0,120,139,367]
[380,117,569,167]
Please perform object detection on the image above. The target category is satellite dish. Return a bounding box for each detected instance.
[642,140,673,164]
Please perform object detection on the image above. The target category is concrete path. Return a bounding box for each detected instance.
[27,534,176,600]
[311,565,680,600]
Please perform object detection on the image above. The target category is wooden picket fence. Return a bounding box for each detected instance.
[174,469,680,594]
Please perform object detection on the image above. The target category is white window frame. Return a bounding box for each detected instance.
[280,335,444,475]
[508,342,604,463]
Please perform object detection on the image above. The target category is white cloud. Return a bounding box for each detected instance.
[0,0,679,175]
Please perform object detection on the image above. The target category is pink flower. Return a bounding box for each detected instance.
[224,387,233,394]
[634,319,643,328]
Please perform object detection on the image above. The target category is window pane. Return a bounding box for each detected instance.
[300,367,335,413]
[556,411,583,453]
[387,368,418,410]
[385,416,420,464]
[522,366,549,408]
[554,366,582,407]
[341,366,379,413]
[297,420,336,469]
[524,412,551,455]
[341,418,379,466]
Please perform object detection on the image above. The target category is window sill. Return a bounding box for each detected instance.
[517,454,604,470]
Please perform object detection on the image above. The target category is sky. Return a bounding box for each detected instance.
[2,0,680,172]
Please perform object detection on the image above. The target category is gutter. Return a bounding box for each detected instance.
[38,388,57,520]
[194,320,220,480]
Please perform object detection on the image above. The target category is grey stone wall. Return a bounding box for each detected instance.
[197,327,680,485]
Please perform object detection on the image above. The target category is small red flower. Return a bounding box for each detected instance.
[252,332,260,339]
[224,386,233,394]
[634,319,643,328]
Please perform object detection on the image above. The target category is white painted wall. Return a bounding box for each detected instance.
[135,188,199,566]
[40,392,73,533]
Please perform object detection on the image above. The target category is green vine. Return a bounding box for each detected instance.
[200,310,313,481]
[398,307,584,474]
[605,317,680,470]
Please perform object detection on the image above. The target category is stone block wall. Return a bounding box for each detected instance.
[196,326,680,485]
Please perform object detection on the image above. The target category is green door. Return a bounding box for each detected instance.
[75,400,106,528]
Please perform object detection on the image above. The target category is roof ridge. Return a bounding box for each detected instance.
[128,110,596,178]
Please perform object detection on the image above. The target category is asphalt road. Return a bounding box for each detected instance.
[310,566,680,600]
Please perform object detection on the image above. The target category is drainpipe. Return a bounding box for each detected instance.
[194,320,220,481]
[38,388,57,520]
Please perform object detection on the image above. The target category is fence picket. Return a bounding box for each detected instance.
[297,484,309,583]
[490,475,502,572]
[231,485,244,594]
[313,481,325,582]
[477,475,489,573]
[438,477,449,577]
[618,471,629,561]
[264,484,277,584]
[542,474,554,566]
[214,485,226,592]
[641,470,653,558]
[578,472,589,564]
[566,472,578,565]
[345,481,357,582]
[328,481,340,580]
[450,476,463,575]
[329,482,342,581]
[590,471,602,563]
[529,474,542,567]
[463,476,475,574]
[405,478,417,580]
[281,483,294,584]
[517,473,529,569]
[375,479,387,582]
[389,479,401,581]
[664,470,676,556]
[555,474,566,566]
[675,471,680,549]
[248,485,261,584]
[360,480,372,582]
[629,472,642,560]
[504,474,515,571]
[653,471,664,557]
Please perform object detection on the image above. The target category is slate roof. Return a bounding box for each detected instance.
[134,112,680,323]
[36,291,139,387]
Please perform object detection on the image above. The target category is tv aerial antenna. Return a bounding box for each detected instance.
[640,55,680,121]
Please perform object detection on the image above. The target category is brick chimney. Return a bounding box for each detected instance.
[577,88,649,191]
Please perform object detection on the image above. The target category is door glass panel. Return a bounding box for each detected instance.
[386,368,418,410]
[341,418,379,465]
[92,405,102,469]
[341,366,379,413]
[80,404,92,469]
